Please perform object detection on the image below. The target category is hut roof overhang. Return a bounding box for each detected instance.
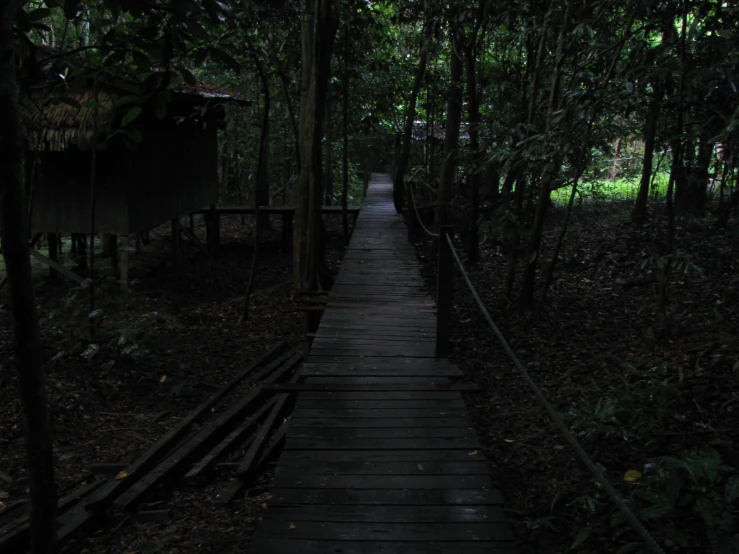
[24,45,251,151]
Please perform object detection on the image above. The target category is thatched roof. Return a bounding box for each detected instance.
[24,46,251,151]
[24,89,119,151]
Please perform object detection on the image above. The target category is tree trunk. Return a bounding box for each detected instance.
[294,0,339,289]
[342,28,350,244]
[253,54,271,230]
[632,95,660,222]
[436,32,464,227]
[0,3,58,550]
[464,43,481,264]
[324,98,334,205]
[393,9,432,214]
[517,0,571,313]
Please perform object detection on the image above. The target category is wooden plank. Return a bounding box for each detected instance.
[294,399,466,409]
[235,392,291,477]
[297,391,461,400]
[277,451,485,465]
[184,397,279,482]
[289,417,471,428]
[214,415,292,506]
[263,505,505,523]
[285,437,480,450]
[266,487,501,506]
[301,375,453,384]
[247,538,518,554]
[300,366,462,377]
[85,343,287,511]
[289,427,475,439]
[112,351,302,512]
[275,461,490,476]
[0,479,105,551]
[291,408,468,418]
[254,521,512,541]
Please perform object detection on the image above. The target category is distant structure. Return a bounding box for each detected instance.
[18,46,250,288]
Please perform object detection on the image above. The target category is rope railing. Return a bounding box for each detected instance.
[408,180,440,238]
[435,231,666,554]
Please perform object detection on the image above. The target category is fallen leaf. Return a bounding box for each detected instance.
[261,503,268,509]
[160,375,167,383]
[468,450,478,456]
[417,464,424,471]
[115,471,129,480]
[624,470,642,483]
[289,523,296,530]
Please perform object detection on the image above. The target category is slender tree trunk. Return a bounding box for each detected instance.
[0,3,58,551]
[342,28,350,244]
[324,98,334,205]
[436,31,464,226]
[632,95,660,222]
[293,0,316,287]
[393,9,431,214]
[294,0,339,289]
[253,54,271,230]
[658,3,687,334]
[518,0,571,313]
[464,43,481,263]
[243,206,260,320]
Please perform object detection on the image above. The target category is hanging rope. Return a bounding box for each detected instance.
[444,233,666,554]
[408,179,440,238]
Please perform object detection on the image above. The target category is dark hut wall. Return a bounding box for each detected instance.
[25,121,218,236]
[127,122,218,233]
[30,149,129,235]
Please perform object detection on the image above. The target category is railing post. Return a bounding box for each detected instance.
[436,225,453,356]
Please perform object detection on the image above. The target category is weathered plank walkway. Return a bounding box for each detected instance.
[249,174,518,553]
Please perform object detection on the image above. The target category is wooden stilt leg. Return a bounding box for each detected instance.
[171,218,182,269]
[118,235,129,290]
[47,232,58,280]
[109,235,119,277]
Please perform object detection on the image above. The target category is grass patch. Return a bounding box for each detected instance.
[552,173,670,203]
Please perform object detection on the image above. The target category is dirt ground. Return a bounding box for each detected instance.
[413,201,739,553]
[0,214,350,553]
[2,201,738,553]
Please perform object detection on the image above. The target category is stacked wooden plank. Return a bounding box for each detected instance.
[249,174,519,553]
[0,343,301,552]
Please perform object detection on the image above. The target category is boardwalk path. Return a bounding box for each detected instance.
[249,174,518,553]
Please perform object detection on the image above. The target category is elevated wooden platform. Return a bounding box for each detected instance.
[249,174,518,553]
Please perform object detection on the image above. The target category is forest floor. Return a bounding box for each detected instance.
[413,201,739,554]
[0,214,351,554]
[2,201,737,554]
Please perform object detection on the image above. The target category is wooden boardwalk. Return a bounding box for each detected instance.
[249,174,518,553]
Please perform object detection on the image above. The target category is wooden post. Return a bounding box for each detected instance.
[109,235,119,276]
[171,218,182,269]
[208,204,219,256]
[282,211,293,250]
[118,235,129,291]
[436,225,453,356]
[47,232,58,280]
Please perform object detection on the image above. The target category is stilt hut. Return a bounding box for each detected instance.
[18,47,250,287]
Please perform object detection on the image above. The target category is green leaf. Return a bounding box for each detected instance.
[571,526,592,549]
[640,500,673,520]
[178,67,197,86]
[209,48,241,74]
[124,129,143,143]
[113,95,140,107]
[725,476,739,503]
[28,7,51,21]
[132,50,150,69]
[81,344,99,359]
[122,107,142,127]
